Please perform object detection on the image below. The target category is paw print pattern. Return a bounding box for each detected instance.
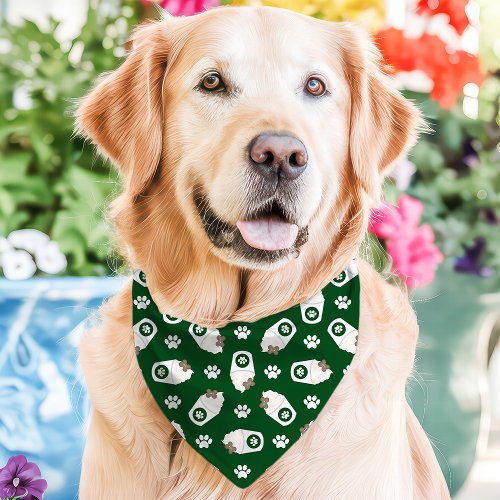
[165,395,181,409]
[204,365,221,379]
[234,325,251,339]
[343,364,350,375]
[133,295,150,309]
[234,464,251,479]
[165,335,181,349]
[272,434,290,448]
[304,335,320,349]
[335,295,351,310]
[264,365,281,379]
[304,395,320,409]
[234,404,251,418]
[195,434,212,448]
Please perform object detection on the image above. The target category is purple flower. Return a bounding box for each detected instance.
[454,237,493,277]
[0,455,47,500]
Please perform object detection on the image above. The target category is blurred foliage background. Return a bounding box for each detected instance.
[0,0,498,281]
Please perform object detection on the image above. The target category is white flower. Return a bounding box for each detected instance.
[7,229,49,254]
[35,240,67,274]
[1,249,36,280]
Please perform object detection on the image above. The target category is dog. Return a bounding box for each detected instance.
[76,6,450,499]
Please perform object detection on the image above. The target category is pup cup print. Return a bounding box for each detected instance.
[328,318,358,354]
[260,318,296,354]
[189,323,224,354]
[331,259,358,287]
[152,359,193,384]
[230,351,255,392]
[189,390,225,426]
[163,313,182,324]
[133,318,158,351]
[300,291,325,324]
[291,359,332,384]
[260,390,296,426]
[223,429,264,454]
[133,269,147,287]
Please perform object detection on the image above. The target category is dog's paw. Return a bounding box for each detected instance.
[234,464,251,479]
[234,404,251,418]
[334,295,351,310]
[264,364,281,379]
[165,334,181,349]
[204,364,221,379]
[165,395,181,409]
[304,395,320,409]
[234,325,251,339]
[272,434,289,449]
[195,434,212,449]
[133,295,150,309]
[303,334,320,349]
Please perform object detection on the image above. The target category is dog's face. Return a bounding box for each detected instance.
[78,6,418,276]
[163,10,351,269]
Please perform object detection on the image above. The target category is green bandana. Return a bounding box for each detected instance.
[132,259,360,488]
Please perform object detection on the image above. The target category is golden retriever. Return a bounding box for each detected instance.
[76,5,450,499]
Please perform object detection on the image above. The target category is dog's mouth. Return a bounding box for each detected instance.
[193,191,309,266]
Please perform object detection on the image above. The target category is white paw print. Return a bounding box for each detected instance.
[304,334,320,349]
[133,295,150,309]
[165,395,181,409]
[234,325,251,339]
[304,395,320,409]
[195,434,212,448]
[272,434,289,449]
[264,365,281,379]
[335,295,351,310]
[334,324,344,334]
[234,404,251,418]
[306,308,319,320]
[343,364,350,375]
[204,365,221,379]
[165,335,181,349]
[234,464,251,479]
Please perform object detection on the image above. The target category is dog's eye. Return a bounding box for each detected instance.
[305,77,326,97]
[200,72,225,92]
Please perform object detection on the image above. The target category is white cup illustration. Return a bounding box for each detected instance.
[189,323,223,354]
[291,359,332,385]
[327,318,358,354]
[222,429,264,454]
[133,318,158,350]
[260,390,296,426]
[133,269,147,287]
[171,421,185,439]
[300,291,325,324]
[189,391,225,426]
[163,313,182,324]
[331,259,358,287]
[260,318,297,354]
[151,360,193,385]
[230,351,255,392]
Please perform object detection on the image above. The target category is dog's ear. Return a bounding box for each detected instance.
[334,24,422,201]
[76,21,169,197]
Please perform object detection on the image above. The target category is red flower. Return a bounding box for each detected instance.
[375,28,484,109]
[142,0,219,16]
[417,0,470,36]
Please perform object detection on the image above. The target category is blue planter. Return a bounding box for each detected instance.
[0,277,122,500]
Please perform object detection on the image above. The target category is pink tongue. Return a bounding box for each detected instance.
[236,218,298,251]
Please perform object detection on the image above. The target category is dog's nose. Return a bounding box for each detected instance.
[249,133,308,181]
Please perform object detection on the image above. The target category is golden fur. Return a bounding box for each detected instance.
[76,6,450,499]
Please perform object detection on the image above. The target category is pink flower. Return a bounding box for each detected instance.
[142,0,219,16]
[369,195,443,288]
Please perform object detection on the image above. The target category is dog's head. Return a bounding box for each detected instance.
[77,6,419,291]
